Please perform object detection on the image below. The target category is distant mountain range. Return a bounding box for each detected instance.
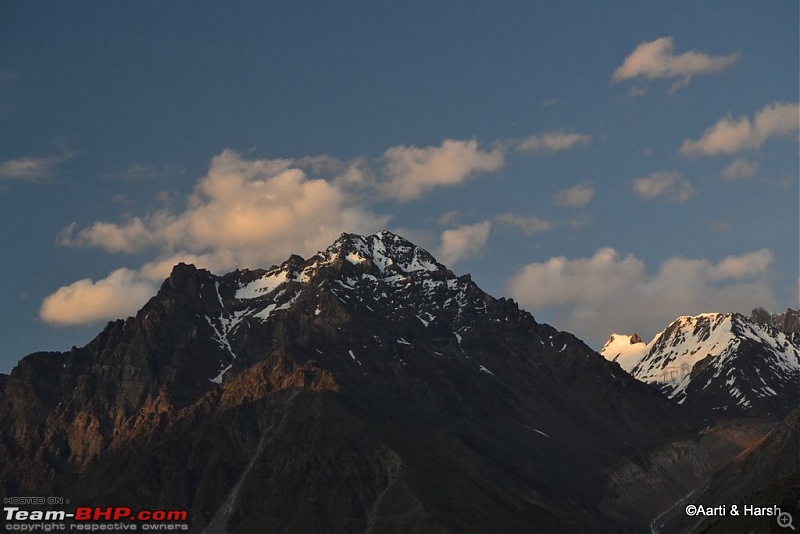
[601,312,800,417]
[1,231,797,532]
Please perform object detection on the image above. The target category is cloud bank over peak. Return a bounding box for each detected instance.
[45,132,590,326]
[59,149,389,265]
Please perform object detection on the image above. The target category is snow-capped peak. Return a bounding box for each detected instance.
[600,333,648,372]
[322,231,445,275]
[622,312,800,415]
[235,231,448,302]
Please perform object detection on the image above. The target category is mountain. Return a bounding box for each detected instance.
[0,231,774,532]
[602,313,800,418]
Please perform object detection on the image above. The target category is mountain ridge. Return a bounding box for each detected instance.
[1,231,787,532]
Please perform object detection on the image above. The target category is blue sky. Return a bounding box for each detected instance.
[1,1,798,373]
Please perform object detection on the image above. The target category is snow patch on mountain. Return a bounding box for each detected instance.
[236,270,293,299]
[600,333,648,372]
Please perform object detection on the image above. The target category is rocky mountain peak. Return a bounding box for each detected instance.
[318,230,447,277]
[628,312,800,417]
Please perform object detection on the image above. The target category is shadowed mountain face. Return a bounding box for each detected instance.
[652,408,800,534]
[0,231,764,532]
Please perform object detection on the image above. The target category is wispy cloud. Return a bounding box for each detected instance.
[0,150,75,183]
[629,171,695,203]
[627,86,648,98]
[554,182,594,207]
[495,213,554,235]
[437,210,462,227]
[517,131,592,153]
[722,158,758,180]
[612,36,738,92]
[680,102,799,157]
[507,248,776,347]
[103,162,185,182]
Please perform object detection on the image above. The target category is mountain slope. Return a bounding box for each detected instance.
[606,313,800,418]
[2,231,695,532]
[653,408,800,534]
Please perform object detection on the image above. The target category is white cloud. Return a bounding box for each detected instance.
[612,36,738,86]
[508,248,646,309]
[495,213,554,235]
[722,158,758,180]
[58,218,154,253]
[554,182,594,207]
[680,102,799,156]
[39,269,157,326]
[438,221,491,265]
[629,171,695,203]
[517,131,592,152]
[506,248,777,348]
[382,139,504,201]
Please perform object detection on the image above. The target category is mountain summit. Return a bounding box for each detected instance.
[0,232,750,532]
[600,332,647,372]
